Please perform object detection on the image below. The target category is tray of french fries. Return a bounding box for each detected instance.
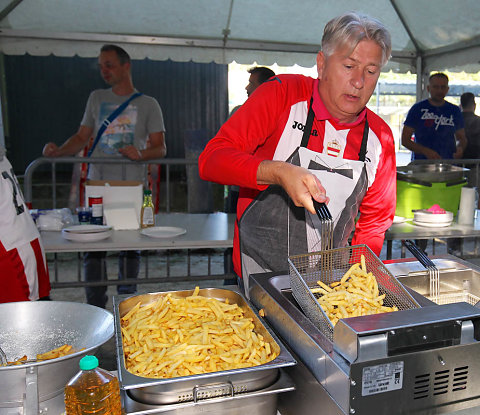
[288,244,420,342]
[113,286,295,405]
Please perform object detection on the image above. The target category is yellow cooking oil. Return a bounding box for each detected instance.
[140,189,155,228]
[64,355,121,415]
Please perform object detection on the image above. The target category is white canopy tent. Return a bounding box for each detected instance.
[0,0,479,97]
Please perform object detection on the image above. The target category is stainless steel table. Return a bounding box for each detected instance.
[40,212,235,253]
[385,211,480,259]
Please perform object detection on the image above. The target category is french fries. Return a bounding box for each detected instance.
[121,286,278,379]
[3,344,80,366]
[36,344,78,361]
[5,355,28,366]
[311,255,398,326]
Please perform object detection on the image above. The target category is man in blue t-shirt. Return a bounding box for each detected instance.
[401,73,467,160]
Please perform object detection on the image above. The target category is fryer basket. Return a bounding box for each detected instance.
[288,244,420,341]
[429,292,480,305]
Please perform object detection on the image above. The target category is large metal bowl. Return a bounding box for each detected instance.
[0,301,114,412]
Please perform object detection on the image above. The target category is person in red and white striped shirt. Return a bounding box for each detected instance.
[199,12,396,291]
[0,146,50,303]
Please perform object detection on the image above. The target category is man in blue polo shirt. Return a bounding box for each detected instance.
[401,72,467,255]
[401,72,467,160]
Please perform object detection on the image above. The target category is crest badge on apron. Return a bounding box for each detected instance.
[326,139,341,157]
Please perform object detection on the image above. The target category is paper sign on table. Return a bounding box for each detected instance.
[104,204,139,230]
[85,180,143,229]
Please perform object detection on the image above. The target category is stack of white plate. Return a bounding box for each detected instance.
[413,210,453,228]
[61,225,113,242]
[393,216,408,224]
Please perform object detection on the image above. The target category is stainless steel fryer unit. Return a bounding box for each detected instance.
[250,268,480,415]
[288,244,420,341]
[113,287,296,405]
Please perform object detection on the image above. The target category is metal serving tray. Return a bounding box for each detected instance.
[113,287,295,405]
[289,244,420,341]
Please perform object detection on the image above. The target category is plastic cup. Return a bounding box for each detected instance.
[76,207,92,224]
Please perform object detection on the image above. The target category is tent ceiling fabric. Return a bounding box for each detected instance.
[0,0,479,72]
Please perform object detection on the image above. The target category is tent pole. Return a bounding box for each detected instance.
[416,56,423,102]
[0,0,23,22]
[0,53,8,148]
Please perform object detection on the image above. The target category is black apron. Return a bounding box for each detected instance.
[238,97,370,292]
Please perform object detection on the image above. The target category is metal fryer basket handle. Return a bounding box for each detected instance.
[402,239,437,270]
[313,200,333,251]
[402,239,439,302]
[313,200,334,280]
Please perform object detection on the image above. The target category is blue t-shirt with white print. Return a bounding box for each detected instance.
[404,99,464,160]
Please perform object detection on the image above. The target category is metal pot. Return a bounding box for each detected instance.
[397,163,469,184]
[0,301,114,415]
[396,163,469,218]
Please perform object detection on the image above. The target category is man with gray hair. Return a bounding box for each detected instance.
[200,12,396,290]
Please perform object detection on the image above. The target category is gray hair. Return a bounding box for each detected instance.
[321,12,392,67]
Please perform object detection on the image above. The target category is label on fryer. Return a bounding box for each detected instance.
[361,361,404,396]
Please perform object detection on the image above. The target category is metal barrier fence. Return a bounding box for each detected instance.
[47,250,227,290]
[23,156,199,212]
[23,157,230,290]
[25,156,480,210]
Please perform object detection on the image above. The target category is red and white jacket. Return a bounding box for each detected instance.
[0,151,50,302]
[199,74,396,276]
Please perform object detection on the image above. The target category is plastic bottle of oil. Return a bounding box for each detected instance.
[64,355,122,415]
[140,189,155,228]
